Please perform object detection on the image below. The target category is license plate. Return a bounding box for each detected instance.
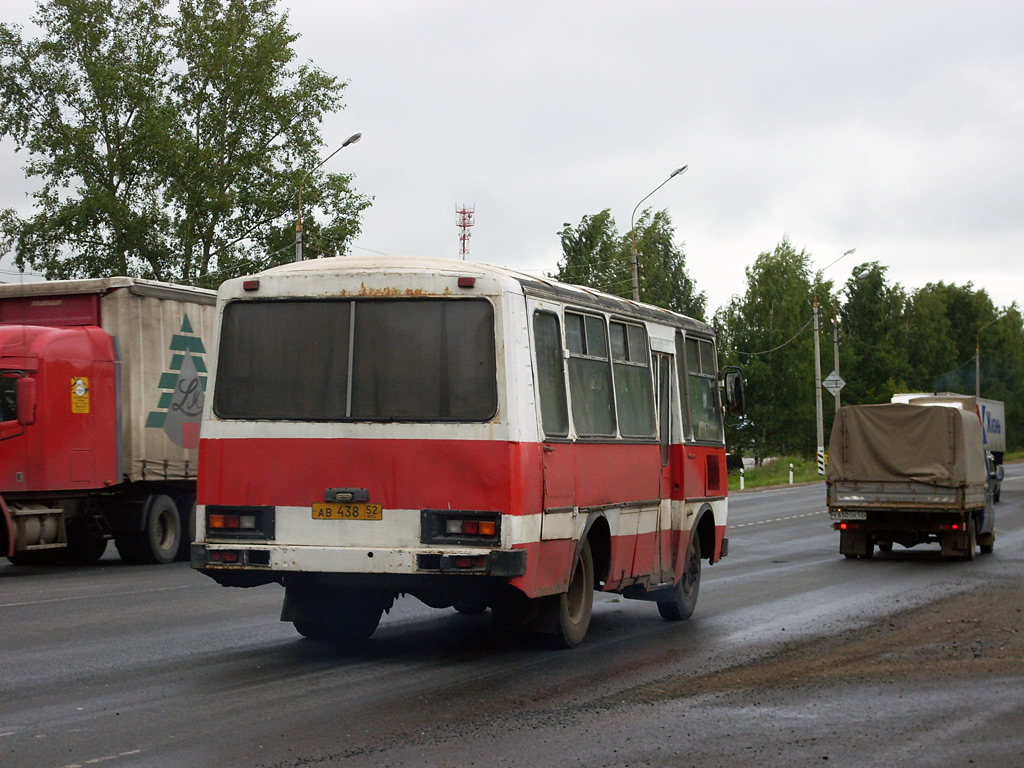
[312,502,383,520]
[830,510,867,521]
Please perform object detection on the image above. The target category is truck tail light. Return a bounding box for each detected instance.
[837,522,865,531]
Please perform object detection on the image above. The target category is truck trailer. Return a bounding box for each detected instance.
[827,402,1002,560]
[0,277,216,565]
[891,392,1006,501]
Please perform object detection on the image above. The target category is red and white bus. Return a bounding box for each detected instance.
[193,256,743,647]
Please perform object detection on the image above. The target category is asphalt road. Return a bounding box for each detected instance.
[2,465,1022,768]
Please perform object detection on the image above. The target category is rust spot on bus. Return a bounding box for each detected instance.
[355,282,433,297]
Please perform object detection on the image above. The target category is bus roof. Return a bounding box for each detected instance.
[259,255,713,336]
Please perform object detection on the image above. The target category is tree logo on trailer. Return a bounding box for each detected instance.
[145,314,207,449]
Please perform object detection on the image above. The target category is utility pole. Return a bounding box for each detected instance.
[814,297,825,475]
[813,248,855,471]
[833,316,841,412]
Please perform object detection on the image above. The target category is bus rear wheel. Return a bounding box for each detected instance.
[542,539,594,648]
[287,585,389,642]
[294,610,382,643]
[658,532,701,621]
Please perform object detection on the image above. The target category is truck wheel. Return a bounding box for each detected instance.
[979,531,995,555]
[964,518,977,561]
[66,533,108,563]
[174,496,196,562]
[135,494,181,565]
[8,549,60,566]
[658,532,701,621]
[877,541,893,552]
[114,534,143,564]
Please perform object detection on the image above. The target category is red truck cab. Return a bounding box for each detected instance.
[1,325,119,495]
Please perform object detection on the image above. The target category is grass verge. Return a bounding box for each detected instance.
[728,455,822,491]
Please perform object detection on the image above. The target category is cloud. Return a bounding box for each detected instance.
[2,0,1022,309]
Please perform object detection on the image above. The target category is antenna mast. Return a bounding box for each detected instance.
[456,204,475,260]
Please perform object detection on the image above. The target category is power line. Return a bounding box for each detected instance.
[727,315,814,357]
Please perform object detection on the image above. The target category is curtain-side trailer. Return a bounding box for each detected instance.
[1,278,216,565]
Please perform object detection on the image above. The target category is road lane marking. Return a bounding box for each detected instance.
[0,585,189,609]
[60,749,143,768]
[731,510,828,528]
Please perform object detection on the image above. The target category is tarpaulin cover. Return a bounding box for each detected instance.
[827,403,987,488]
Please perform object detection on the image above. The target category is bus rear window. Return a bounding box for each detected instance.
[214,298,497,422]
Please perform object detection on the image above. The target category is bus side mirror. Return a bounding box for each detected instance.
[17,377,36,426]
[723,369,745,416]
[995,465,1004,482]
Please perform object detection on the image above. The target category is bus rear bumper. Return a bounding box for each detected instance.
[191,542,527,579]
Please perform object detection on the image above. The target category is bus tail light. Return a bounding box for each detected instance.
[452,556,487,569]
[209,513,256,530]
[422,510,501,545]
[205,505,275,540]
[444,519,497,537]
[206,549,271,567]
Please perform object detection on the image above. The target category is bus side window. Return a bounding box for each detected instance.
[610,320,655,438]
[533,311,569,437]
[683,336,724,443]
[565,311,616,437]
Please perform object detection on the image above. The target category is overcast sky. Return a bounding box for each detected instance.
[2,0,1022,316]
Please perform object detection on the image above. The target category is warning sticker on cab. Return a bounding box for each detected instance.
[71,377,90,414]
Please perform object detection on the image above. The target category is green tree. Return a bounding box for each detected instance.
[555,209,625,298]
[554,207,705,319]
[902,285,958,391]
[0,0,370,286]
[835,262,908,404]
[974,305,1024,451]
[631,209,706,317]
[902,282,994,392]
[0,0,174,278]
[716,238,819,461]
[900,283,1022,451]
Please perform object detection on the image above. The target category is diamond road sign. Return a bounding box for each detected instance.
[823,371,846,395]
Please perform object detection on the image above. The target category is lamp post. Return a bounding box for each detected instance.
[831,250,861,412]
[814,247,856,475]
[295,132,362,262]
[976,312,1008,397]
[630,165,687,302]
[813,297,825,474]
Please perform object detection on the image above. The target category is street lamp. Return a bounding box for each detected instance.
[976,312,1008,397]
[629,165,687,301]
[831,253,864,413]
[295,132,362,262]
[814,247,855,475]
